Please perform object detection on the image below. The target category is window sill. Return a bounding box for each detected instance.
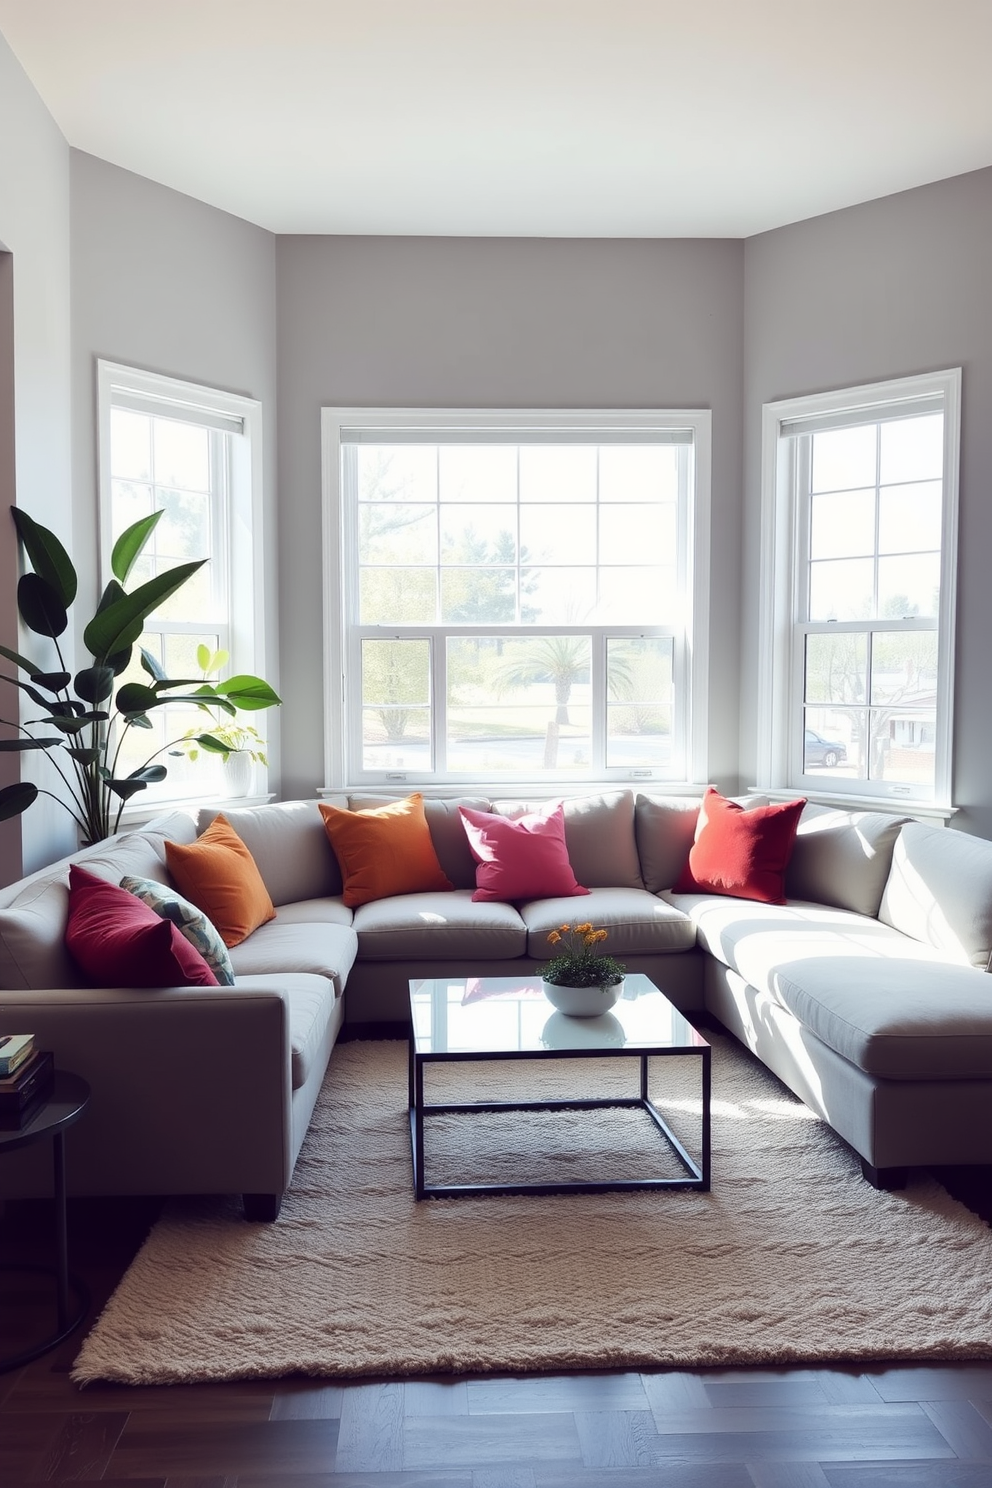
[755,787,957,825]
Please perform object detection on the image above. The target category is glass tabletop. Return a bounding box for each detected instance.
[409,973,709,1057]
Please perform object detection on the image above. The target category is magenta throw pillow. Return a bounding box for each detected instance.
[65,865,219,987]
[458,804,590,903]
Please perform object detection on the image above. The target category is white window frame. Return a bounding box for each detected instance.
[96,360,268,810]
[321,407,711,793]
[756,369,961,811]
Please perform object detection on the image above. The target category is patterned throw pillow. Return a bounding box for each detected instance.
[120,875,236,986]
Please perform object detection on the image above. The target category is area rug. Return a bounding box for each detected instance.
[72,1036,992,1385]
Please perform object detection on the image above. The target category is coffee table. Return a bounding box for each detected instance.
[408,973,710,1199]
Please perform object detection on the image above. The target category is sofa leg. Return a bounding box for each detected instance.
[242,1192,282,1222]
[860,1159,908,1191]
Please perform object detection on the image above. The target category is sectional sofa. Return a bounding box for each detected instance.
[3,787,992,1219]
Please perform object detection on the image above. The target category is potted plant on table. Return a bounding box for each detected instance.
[541,921,627,1017]
[0,507,280,843]
[176,647,270,798]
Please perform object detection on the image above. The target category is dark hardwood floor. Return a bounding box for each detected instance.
[3,1173,992,1486]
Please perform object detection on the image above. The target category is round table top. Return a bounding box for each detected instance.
[0,1069,90,1154]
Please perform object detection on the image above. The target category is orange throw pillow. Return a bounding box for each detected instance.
[673,787,806,904]
[165,814,276,947]
[319,793,454,908]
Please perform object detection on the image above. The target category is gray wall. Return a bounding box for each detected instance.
[276,235,744,800]
[743,167,992,835]
[69,150,280,791]
[0,32,73,877]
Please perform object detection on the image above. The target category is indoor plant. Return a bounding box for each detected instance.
[177,649,270,798]
[542,921,626,1016]
[0,507,280,843]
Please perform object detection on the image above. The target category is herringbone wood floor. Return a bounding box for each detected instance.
[3,1175,992,1487]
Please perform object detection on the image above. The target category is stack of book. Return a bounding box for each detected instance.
[0,1035,54,1130]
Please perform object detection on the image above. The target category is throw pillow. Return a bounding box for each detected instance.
[120,875,236,986]
[65,866,219,988]
[673,787,806,904]
[458,803,590,903]
[318,793,454,908]
[165,814,276,948]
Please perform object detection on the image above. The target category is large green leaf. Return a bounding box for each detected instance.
[67,746,102,765]
[0,737,65,750]
[83,560,206,661]
[73,666,115,704]
[0,781,38,821]
[139,647,168,682]
[214,674,282,710]
[17,573,68,638]
[111,510,163,585]
[11,507,77,607]
[115,682,158,715]
[190,732,230,754]
[106,764,167,801]
[32,671,72,693]
[0,643,44,676]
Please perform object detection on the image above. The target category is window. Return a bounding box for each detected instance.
[97,361,266,805]
[323,409,711,789]
[758,370,960,807]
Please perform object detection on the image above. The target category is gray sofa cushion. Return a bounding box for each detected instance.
[352,890,526,960]
[768,958,992,1080]
[879,821,992,970]
[492,790,644,890]
[200,799,344,903]
[785,803,908,917]
[234,971,339,1090]
[634,794,703,893]
[228,920,358,997]
[522,887,695,959]
[0,877,80,990]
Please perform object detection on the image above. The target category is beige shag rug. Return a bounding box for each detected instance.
[72,1036,992,1385]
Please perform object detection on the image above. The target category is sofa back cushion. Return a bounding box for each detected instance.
[633,795,703,893]
[199,800,345,904]
[879,820,992,969]
[785,803,908,917]
[492,790,643,890]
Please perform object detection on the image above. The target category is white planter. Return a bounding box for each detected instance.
[541,977,624,1017]
[222,751,253,798]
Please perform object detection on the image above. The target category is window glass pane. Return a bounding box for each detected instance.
[111,479,153,537]
[440,567,517,623]
[879,414,943,485]
[525,567,597,624]
[110,409,151,482]
[804,632,868,706]
[440,505,516,562]
[811,425,876,493]
[360,504,436,565]
[153,419,209,492]
[599,503,675,564]
[599,445,679,503]
[878,482,942,555]
[439,445,515,503]
[361,639,431,771]
[359,445,436,503]
[869,631,938,705]
[808,558,874,621]
[809,489,875,561]
[606,637,673,769]
[520,504,596,565]
[157,488,211,563]
[877,553,940,619]
[868,710,935,789]
[154,564,213,624]
[803,713,859,776]
[447,634,591,773]
[519,445,597,504]
[598,566,675,624]
[360,567,437,623]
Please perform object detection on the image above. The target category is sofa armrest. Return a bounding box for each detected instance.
[0,984,293,1200]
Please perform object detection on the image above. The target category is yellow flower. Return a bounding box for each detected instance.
[575,922,593,934]
[547,930,562,945]
[559,923,571,933]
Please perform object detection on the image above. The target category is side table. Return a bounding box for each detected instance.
[0,1070,91,1372]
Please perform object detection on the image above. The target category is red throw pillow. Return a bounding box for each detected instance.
[673,788,806,904]
[65,865,219,987]
[459,803,589,903]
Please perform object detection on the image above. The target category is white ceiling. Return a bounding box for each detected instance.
[2,0,991,238]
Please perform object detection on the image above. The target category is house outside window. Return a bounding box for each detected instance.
[322,408,711,791]
[757,369,960,809]
[97,361,266,805]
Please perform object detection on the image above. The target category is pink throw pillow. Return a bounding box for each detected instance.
[65,865,219,987]
[458,804,589,903]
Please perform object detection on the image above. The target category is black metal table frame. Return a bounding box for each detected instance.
[0,1071,91,1373]
[408,1042,711,1200]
